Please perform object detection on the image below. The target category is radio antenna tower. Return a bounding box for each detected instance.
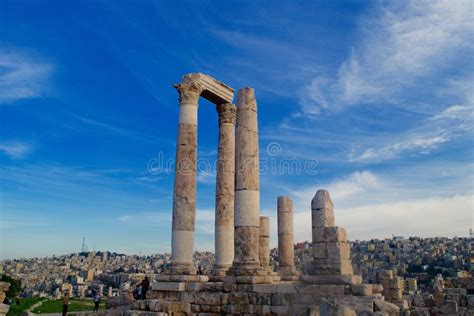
[81,237,86,252]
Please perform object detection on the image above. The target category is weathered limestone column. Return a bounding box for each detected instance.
[277,196,300,280]
[229,87,262,274]
[259,216,270,270]
[212,103,237,276]
[168,80,202,275]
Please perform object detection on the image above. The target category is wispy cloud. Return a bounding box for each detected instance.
[300,0,473,115]
[0,48,53,103]
[350,104,474,162]
[69,112,168,144]
[0,141,34,159]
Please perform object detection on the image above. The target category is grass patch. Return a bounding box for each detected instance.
[7,297,47,316]
[32,299,106,314]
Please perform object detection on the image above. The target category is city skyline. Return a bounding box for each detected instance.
[1,1,473,260]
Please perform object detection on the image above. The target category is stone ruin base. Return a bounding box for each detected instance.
[124,275,398,316]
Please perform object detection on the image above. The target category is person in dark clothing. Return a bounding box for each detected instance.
[62,293,69,316]
[93,292,101,312]
[140,277,150,299]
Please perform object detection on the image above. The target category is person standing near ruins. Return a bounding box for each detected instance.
[140,277,149,299]
[62,292,69,316]
[93,291,101,312]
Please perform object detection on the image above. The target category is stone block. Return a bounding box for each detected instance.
[312,209,335,228]
[326,242,351,259]
[276,284,297,293]
[313,243,326,259]
[234,275,275,284]
[151,282,186,291]
[168,274,209,282]
[228,292,250,305]
[439,300,458,314]
[392,299,409,310]
[372,284,384,294]
[270,305,290,315]
[252,284,278,293]
[325,227,347,242]
[185,282,203,291]
[261,305,271,315]
[161,301,187,313]
[309,258,353,275]
[191,304,200,313]
[209,305,222,313]
[300,274,361,285]
[255,293,272,305]
[374,299,400,316]
[147,290,182,301]
[294,293,315,305]
[154,275,171,282]
[195,292,221,305]
[351,284,373,296]
[241,304,259,314]
[467,295,474,307]
[313,227,347,243]
[271,293,294,305]
[334,296,377,313]
[314,284,346,297]
[319,298,356,316]
[222,282,237,291]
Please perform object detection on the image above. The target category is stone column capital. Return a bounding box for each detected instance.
[216,103,237,125]
[174,81,203,105]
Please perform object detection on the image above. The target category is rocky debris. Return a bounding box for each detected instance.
[106,293,135,309]
[438,300,458,314]
[319,298,356,316]
[374,299,400,316]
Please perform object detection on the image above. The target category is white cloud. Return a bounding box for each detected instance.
[338,195,474,240]
[0,141,33,159]
[0,49,53,103]
[197,171,215,184]
[282,169,474,244]
[300,0,473,114]
[350,104,474,162]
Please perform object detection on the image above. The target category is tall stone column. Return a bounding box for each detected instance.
[259,216,270,270]
[168,80,202,275]
[212,103,237,277]
[277,196,300,280]
[230,87,262,274]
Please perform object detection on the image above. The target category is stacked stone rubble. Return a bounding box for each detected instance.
[309,190,353,277]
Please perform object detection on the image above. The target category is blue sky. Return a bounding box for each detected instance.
[1,0,473,259]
